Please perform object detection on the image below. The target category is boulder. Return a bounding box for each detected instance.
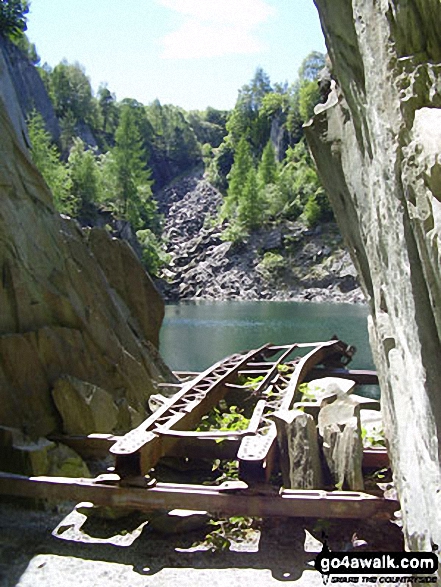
[52,376,119,435]
[299,377,356,403]
[0,426,89,477]
[306,0,441,549]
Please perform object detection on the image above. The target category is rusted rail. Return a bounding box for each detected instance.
[238,340,355,483]
[0,339,391,521]
[111,344,274,479]
[0,472,398,520]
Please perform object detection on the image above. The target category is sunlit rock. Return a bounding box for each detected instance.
[306,0,441,549]
[0,38,175,445]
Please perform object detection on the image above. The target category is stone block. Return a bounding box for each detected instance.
[0,425,89,477]
[271,409,323,489]
[318,395,364,491]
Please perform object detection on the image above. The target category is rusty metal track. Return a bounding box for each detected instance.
[0,340,391,522]
[0,472,398,520]
[111,344,274,478]
[238,340,354,483]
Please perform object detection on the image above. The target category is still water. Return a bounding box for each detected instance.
[159,300,372,373]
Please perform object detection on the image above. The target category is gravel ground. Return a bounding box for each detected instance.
[0,500,327,587]
[0,496,406,587]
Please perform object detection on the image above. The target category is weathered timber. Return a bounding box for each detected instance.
[0,472,398,520]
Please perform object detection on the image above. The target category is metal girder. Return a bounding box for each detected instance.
[50,434,389,470]
[110,345,273,478]
[238,340,355,483]
[0,472,398,520]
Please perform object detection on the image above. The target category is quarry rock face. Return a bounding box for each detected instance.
[0,43,174,443]
[272,409,323,489]
[0,34,60,145]
[306,0,441,551]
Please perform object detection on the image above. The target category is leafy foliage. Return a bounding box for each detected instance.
[210,52,331,240]
[136,228,170,277]
[68,138,100,212]
[48,60,94,123]
[27,111,76,214]
[0,0,29,37]
[202,516,257,552]
[257,252,285,275]
[197,404,249,434]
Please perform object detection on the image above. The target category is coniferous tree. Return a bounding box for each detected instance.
[257,140,278,188]
[237,166,262,230]
[27,111,75,214]
[112,105,154,229]
[98,86,118,134]
[220,137,253,221]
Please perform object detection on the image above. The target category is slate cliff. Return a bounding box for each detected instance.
[0,34,60,145]
[306,0,441,552]
[0,41,174,443]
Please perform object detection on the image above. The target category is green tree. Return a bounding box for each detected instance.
[136,228,169,277]
[298,79,321,122]
[68,138,100,212]
[0,0,28,37]
[257,140,278,188]
[226,68,273,150]
[220,137,253,221]
[112,105,154,229]
[27,111,75,214]
[237,166,263,230]
[298,51,326,82]
[49,61,94,123]
[297,51,326,123]
[98,85,119,134]
[147,102,200,165]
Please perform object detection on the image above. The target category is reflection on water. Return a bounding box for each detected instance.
[159,300,373,373]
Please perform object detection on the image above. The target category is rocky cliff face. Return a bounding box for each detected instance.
[0,34,60,145]
[0,42,174,443]
[306,0,441,552]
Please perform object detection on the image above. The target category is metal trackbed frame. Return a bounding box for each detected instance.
[0,340,398,520]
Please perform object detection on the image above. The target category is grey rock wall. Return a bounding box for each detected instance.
[306,0,441,552]
[0,40,174,442]
[0,34,60,144]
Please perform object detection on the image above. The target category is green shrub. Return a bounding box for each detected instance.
[303,194,322,228]
[136,228,169,276]
[257,252,285,274]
